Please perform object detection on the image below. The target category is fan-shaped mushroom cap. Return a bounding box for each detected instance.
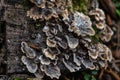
[99,25,113,42]
[43,48,56,60]
[89,8,105,21]
[21,56,38,73]
[66,35,79,49]
[89,8,106,30]
[62,59,81,72]
[81,59,95,70]
[39,55,50,65]
[46,37,56,47]
[27,7,43,20]
[43,25,49,33]
[88,44,99,59]
[73,53,81,66]
[41,64,61,79]
[95,21,106,30]
[21,42,36,59]
[57,40,68,49]
[88,50,99,59]
[43,47,59,60]
[97,43,113,62]
[70,12,95,36]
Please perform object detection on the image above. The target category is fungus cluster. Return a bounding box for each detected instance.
[27,0,70,20]
[20,0,114,79]
[89,8,113,42]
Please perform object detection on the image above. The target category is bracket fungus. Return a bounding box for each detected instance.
[69,12,95,36]
[39,55,50,65]
[21,41,36,59]
[89,8,106,30]
[43,48,57,60]
[89,8,113,42]
[41,64,61,79]
[20,1,114,79]
[27,7,43,21]
[62,58,81,72]
[66,35,79,49]
[46,37,57,47]
[27,0,69,20]
[21,56,38,73]
[99,25,113,42]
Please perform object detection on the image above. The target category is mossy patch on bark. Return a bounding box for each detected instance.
[72,0,89,13]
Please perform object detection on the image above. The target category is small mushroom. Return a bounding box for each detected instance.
[99,25,113,42]
[88,50,99,59]
[88,44,99,59]
[21,41,36,59]
[57,40,68,49]
[43,48,57,60]
[73,53,81,66]
[43,25,49,33]
[62,59,81,72]
[26,63,38,73]
[89,8,105,21]
[81,59,95,70]
[21,56,29,65]
[46,37,56,47]
[27,7,43,20]
[39,55,50,65]
[41,64,61,79]
[71,12,95,36]
[21,56,38,73]
[98,43,113,62]
[95,21,106,30]
[66,35,79,49]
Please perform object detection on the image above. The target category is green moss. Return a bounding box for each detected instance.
[13,78,22,80]
[72,0,89,13]
[113,0,120,18]
[82,70,98,80]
